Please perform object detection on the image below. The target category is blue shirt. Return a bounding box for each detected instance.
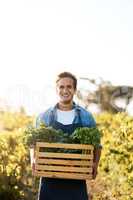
[36,102,96,128]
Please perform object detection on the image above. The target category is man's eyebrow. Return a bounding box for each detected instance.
[59,84,72,86]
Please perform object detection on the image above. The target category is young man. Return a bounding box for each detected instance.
[35,72,101,200]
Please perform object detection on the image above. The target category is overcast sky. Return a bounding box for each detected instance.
[0,0,133,113]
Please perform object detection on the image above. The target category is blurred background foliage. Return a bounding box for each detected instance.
[0,109,133,200]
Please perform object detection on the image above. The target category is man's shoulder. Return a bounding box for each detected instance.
[76,105,93,116]
[39,107,54,117]
[36,106,54,127]
[76,105,96,127]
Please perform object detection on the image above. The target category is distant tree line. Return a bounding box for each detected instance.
[76,77,133,113]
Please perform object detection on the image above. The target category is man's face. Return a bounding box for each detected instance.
[56,77,76,104]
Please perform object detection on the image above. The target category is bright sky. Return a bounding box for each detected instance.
[0,0,133,113]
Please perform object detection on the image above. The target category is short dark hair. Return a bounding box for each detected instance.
[56,72,77,89]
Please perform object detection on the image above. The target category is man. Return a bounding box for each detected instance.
[34,72,101,200]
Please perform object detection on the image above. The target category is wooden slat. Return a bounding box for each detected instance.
[34,171,93,180]
[36,158,93,166]
[34,142,94,180]
[35,164,93,173]
[35,145,40,161]
[36,142,94,150]
[37,152,93,159]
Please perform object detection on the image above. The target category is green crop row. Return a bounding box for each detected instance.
[0,111,132,200]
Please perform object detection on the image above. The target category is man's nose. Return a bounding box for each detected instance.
[63,87,69,92]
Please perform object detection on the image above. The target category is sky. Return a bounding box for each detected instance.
[0,0,133,113]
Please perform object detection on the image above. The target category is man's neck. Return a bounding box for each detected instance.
[57,102,73,111]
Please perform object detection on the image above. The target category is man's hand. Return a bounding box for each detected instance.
[31,161,35,175]
[30,147,35,175]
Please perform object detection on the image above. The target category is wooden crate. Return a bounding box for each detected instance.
[34,142,94,180]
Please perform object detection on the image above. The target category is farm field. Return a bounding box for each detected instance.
[0,111,133,200]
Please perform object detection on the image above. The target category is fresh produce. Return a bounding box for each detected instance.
[23,123,101,148]
[23,123,67,147]
[71,127,101,148]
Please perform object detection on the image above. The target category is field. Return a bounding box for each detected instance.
[0,111,133,200]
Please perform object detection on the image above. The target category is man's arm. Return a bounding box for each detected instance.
[81,108,102,179]
[30,145,36,174]
[93,147,102,179]
[30,110,50,173]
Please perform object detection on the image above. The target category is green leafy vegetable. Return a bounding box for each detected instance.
[23,123,67,147]
[23,124,101,149]
[71,127,101,148]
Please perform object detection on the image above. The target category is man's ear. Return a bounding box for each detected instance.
[56,86,58,94]
[74,88,77,95]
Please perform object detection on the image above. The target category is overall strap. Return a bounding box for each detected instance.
[49,106,83,127]
[49,110,55,126]
[76,108,83,127]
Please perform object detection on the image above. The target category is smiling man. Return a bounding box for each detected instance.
[35,72,101,200]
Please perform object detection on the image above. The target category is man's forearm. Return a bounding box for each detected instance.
[93,147,102,166]
[30,146,35,166]
[92,147,102,179]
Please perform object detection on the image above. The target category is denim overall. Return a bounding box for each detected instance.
[38,111,88,200]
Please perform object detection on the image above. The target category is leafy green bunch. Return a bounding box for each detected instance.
[23,123,101,148]
[71,127,101,148]
[23,123,67,147]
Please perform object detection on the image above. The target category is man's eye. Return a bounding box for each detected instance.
[59,85,72,89]
[60,86,64,89]
[67,85,72,89]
